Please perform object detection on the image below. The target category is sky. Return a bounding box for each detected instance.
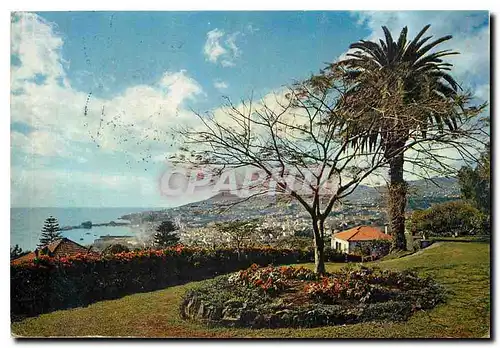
[10,11,490,208]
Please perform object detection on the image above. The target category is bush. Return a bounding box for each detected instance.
[409,200,485,237]
[350,240,391,259]
[11,246,327,319]
[274,236,312,250]
[228,264,318,295]
[411,239,421,252]
[324,247,361,262]
[180,265,446,328]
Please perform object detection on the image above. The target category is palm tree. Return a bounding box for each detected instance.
[311,25,462,251]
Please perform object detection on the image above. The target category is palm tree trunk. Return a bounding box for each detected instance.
[388,151,408,251]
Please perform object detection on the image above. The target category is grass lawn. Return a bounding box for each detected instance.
[428,236,491,243]
[12,242,490,338]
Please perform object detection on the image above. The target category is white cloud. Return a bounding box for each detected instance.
[203,28,241,67]
[11,130,70,157]
[11,12,69,90]
[474,83,490,102]
[225,32,240,58]
[213,79,229,91]
[10,12,205,162]
[203,29,226,63]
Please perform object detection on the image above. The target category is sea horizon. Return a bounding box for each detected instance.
[10,207,164,251]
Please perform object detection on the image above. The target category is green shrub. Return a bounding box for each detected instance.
[180,265,446,328]
[228,264,318,295]
[324,247,362,262]
[274,236,312,249]
[412,239,421,252]
[409,200,485,237]
[350,240,392,259]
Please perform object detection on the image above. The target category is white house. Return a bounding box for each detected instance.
[331,225,392,254]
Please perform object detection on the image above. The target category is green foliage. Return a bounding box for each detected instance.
[306,25,485,252]
[458,144,490,213]
[11,246,317,319]
[182,265,445,328]
[351,239,392,259]
[228,264,318,295]
[325,24,464,144]
[294,229,313,238]
[10,242,490,338]
[409,200,485,237]
[153,220,180,248]
[411,239,422,253]
[38,216,62,248]
[274,235,311,249]
[478,143,491,182]
[10,244,30,260]
[255,226,283,247]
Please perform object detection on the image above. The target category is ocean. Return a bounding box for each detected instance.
[10,207,158,251]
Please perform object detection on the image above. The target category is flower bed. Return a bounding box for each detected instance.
[11,246,352,319]
[227,264,318,295]
[180,264,446,328]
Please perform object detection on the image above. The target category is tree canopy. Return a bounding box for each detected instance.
[301,24,488,251]
[172,63,484,274]
[38,216,62,248]
[457,143,490,214]
[153,220,180,248]
[409,200,485,237]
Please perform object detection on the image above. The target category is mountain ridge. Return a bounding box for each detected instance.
[181,177,460,208]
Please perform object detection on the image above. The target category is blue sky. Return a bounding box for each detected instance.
[10,11,490,207]
[29,11,367,104]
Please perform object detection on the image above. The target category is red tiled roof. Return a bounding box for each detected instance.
[11,251,37,264]
[48,238,90,256]
[11,238,95,265]
[333,225,392,241]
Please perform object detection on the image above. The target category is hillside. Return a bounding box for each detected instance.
[120,177,460,225]
[192,177,460,207]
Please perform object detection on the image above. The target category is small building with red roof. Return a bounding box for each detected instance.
[332,225,392,254]
[11,238,94,265]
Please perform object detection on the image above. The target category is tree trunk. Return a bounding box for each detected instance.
[312,218,326,275]
[388,151,408,251]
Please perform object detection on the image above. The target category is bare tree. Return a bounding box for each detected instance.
[171,73,485,274]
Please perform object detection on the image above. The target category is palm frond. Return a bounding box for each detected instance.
[382,26,396,63]
[417,35,454,57]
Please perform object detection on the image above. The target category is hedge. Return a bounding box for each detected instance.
[11,246,359,320]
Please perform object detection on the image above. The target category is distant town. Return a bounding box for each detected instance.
[88,177,460,250]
